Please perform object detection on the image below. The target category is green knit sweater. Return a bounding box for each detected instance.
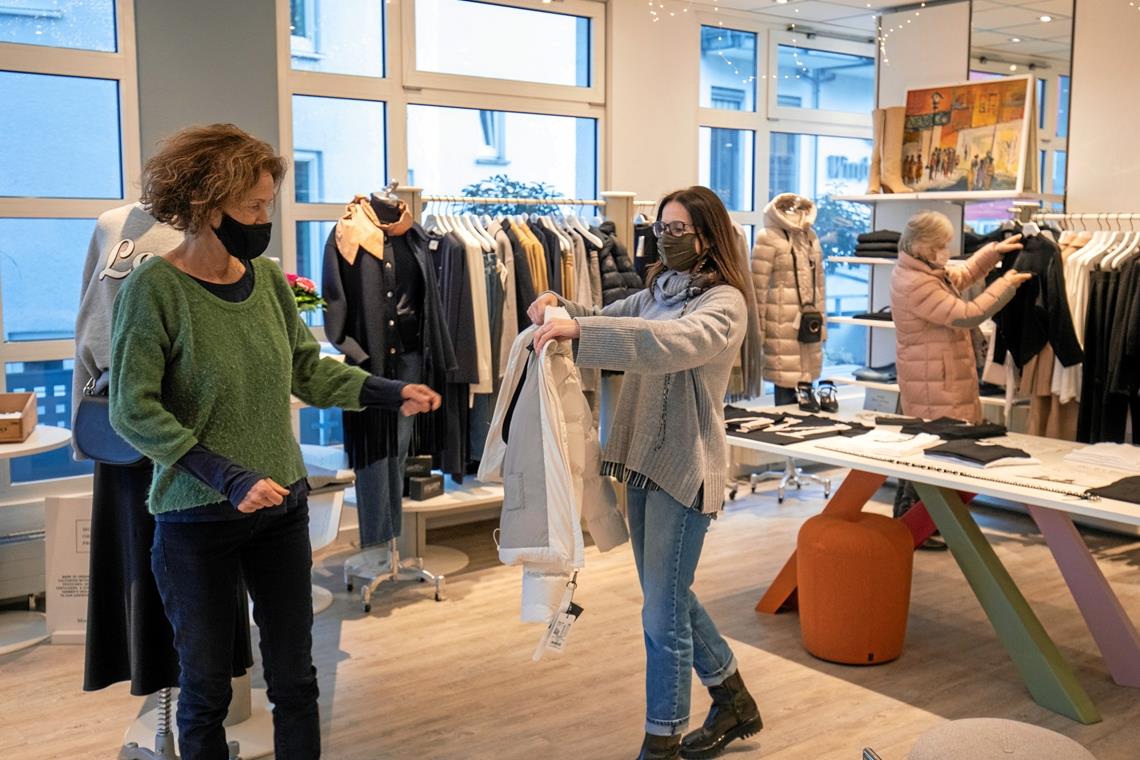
[110,256,368,515]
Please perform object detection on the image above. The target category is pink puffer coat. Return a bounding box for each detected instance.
[891,244,1017,422]
[751,195,826,388]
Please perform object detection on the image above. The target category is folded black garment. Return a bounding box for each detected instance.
[924,440,1030,466]
[854,363,897,383]
[854,242,902,253]
[852,306,893,321]
[875,416,924,427]
[901,418,1007,440]
[978,382,1005,397]
[1090,476,1140,505]
[857,230,901,244]
[854,250,899,259]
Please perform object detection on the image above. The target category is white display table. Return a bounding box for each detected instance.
[0,425,73,656]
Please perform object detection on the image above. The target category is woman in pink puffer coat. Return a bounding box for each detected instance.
[891,212,1030,423]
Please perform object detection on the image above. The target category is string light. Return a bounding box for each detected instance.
[647,0,758,87]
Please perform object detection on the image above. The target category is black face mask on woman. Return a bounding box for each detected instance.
[213,213,272,260]
[657,232,703,271]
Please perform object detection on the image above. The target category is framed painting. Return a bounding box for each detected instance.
[901,76,1034,197]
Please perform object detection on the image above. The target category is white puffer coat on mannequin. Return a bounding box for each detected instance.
[751,194,826,388]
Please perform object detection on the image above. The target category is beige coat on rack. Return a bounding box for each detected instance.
[751,194,826,389]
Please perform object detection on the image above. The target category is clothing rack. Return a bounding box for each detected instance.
[419,195,605,206]
[1011,210,1140,230]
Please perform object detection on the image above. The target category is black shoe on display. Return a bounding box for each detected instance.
[796,382,820,413]
[680,672,763,759]
[637,733,682,760]
[817,381,839,413]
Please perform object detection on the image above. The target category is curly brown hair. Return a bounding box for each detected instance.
[140,123,287,234]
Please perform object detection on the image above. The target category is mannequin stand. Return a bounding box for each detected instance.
[344,538,454,611]
[748,457,831,504]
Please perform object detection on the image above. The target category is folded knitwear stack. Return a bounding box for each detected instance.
[853,230,901,258]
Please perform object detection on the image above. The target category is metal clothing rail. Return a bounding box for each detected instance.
[1011,209,1140,229]
[420,194,605,206]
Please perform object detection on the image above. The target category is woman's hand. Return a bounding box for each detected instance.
[237,478,290,513]
[993,234,1023,256]
[532,318,581,355]
[527,293,560,325]
[1004,269,1034,287]
[400,383,442,417]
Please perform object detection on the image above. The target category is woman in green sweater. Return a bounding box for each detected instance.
[110,123,439,760]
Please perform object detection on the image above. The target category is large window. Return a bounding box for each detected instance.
[700,26,757,112]
[0,1,138,492]
[769,133,873,371]
[291,95,387,204]
[407,105,596,200]
[699,127,755,212]
[770,35,874,124]
[414,0,589,87]
[290,0,385,77]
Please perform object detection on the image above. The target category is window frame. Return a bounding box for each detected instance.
[401,0,605,106]
[0,1,141,500]
[766,30,875,129]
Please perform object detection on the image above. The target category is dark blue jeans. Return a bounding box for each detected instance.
[152,493,318,759]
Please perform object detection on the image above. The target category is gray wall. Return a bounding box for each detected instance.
[134,0,283,257]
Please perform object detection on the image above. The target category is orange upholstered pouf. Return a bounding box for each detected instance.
[796,512,914,665]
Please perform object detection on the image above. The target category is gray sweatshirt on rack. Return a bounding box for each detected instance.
[72,204,183,453]
[556,277,747,514]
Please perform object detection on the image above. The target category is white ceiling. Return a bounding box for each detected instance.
[703,0,1073,62]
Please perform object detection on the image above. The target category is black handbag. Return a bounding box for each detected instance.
[74,380,146,466]
[783,230,823,344]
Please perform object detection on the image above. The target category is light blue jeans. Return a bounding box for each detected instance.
[627,487,738,737]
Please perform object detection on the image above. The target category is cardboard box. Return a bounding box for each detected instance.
[0,392,36,443]
[405,455,433,478]
[407,474,444,501]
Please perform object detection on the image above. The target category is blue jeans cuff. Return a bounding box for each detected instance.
[645,717,689,737]
[697,655,738,687]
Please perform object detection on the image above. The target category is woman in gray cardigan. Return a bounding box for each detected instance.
[531,186,763,760]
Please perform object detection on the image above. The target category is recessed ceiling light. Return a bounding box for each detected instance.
[1009,64,1018,71]
[1040,15,1053,22]
[775,0,789,4]
[1010,37,1021,42]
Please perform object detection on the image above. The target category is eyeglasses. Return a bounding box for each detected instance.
[652,220,696,238]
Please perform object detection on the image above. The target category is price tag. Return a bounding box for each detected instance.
[544,602,584,654]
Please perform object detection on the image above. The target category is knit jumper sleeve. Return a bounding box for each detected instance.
[109,270,199,467]
[574,287,745,374]
[551,288,651,320]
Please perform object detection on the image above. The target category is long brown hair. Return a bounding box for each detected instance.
[645,186,751,298]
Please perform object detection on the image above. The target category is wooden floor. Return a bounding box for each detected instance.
[3,469,1139,759]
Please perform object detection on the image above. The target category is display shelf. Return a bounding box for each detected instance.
[825,376,1024,408]
[834,192,1064,204]
[827,256,898,266]
[828,316,896,329]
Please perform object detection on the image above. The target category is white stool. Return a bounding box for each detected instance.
[907,718,1095,759]
[301,444,355,615]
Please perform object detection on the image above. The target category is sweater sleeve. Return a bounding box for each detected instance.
[286,285,369,411]
[574,288,744,373]
[109,274,199,467]
[321,229,370,365]
[552,288,650,320]
[915,274,1017,330]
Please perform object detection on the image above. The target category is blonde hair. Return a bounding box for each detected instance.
[141,123,287,234]
[900,211,954,259]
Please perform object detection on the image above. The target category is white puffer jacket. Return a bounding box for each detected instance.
[751,194,826,388]
[478,308,629,623]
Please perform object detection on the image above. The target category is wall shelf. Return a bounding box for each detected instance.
[827,256,897,266]
[829,316,896,329]
[834,192,1064,204]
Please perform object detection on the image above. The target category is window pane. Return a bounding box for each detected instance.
[295,221,335,328]
[699,127,755,212]
[407,105,597,200]
[292,96,386,204]
[6,360,93,483]
[0,0,115,52]
[1057,75,1070,138]
[290,0,384,77]
[700,26,756,112]
[776,45,874,113]
[0,72,122,198]
[0,218,93,341]
[1052,150,1066,196]
[1037,78,1046,130]
[414,0,590,87]
[769,133,872,370]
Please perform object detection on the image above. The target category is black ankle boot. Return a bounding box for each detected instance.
[636,733,681,760]
[680,672,763,759]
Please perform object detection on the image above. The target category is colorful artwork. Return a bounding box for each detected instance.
[901,77,1032,194]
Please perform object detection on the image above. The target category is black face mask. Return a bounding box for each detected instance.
[213,213,272,260]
